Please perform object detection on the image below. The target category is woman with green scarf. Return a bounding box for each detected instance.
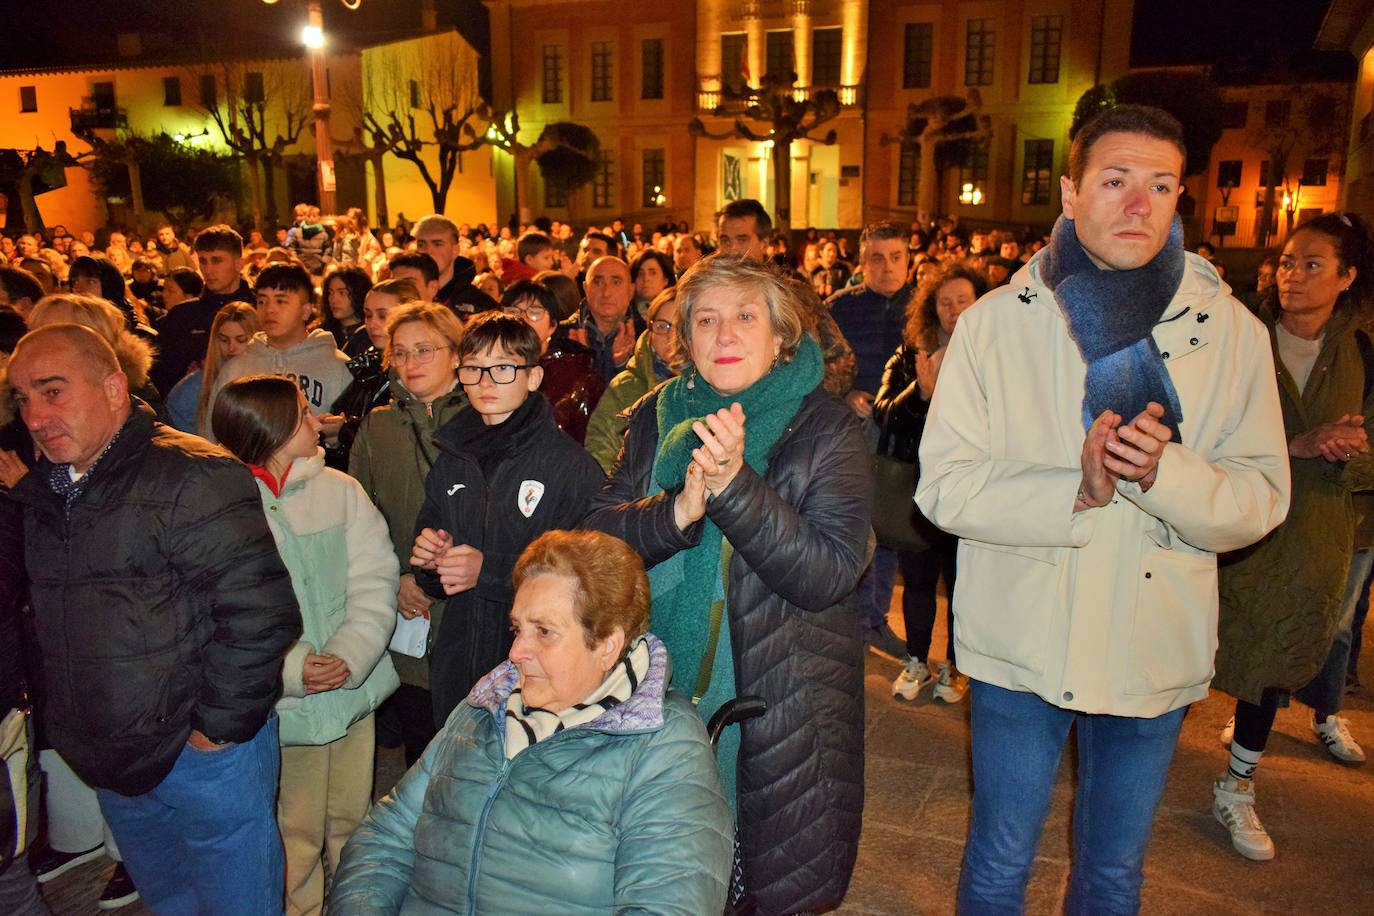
[583,254,872,916]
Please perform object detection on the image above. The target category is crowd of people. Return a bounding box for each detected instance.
[0,101,1370,916]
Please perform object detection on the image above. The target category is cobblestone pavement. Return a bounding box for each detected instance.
[42,591,1374,915]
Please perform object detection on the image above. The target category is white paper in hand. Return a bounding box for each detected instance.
[389,612,431,658]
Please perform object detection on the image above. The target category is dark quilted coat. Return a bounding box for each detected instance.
[582,386,872,916]
[9,404,302,796]
[1215,309,1374,703]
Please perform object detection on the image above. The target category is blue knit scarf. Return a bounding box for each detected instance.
[1039,215,1187,443]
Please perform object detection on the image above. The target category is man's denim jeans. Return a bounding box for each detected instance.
[97,717,284,916]
[959,681,1187,916]
[1296,547,1374,715]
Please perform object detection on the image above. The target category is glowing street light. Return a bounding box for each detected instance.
[302,24,325,48]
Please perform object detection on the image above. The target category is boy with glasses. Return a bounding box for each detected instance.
[410,313,604,725]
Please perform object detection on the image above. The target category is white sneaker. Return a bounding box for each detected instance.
[1220,716,1235,748]
[893,657,934,700]
[1313,715,1367,763]
[1212,777,1275,861]
[933,661,967,703]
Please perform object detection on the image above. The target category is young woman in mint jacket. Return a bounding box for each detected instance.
[213,374,400,916]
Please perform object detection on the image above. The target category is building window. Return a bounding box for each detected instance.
[1027,15,1062,84]
[1302,158,1329,186]
[1021,139,1053,206]
[1258,159,1281,187]
[593,150,615,208]
[92,81,116,109]
[542,45,563,104]
[1216,160,1243,188]
[642,38,664,100]
[766,30,794,82]
[244,72,265,104]
[965,19,995,87]
[19,85,36,113]
[162,76,182,107]
[958,142,990,205]
[722,33,748,94]
[409,79,421,108]
[591,41,613,102]
[1222,101,1248,129]
[545,177,568,208]
[199,73,217,109]
[642,148,666,207]
[898,145,919,207]
[812,27,842,87]
[903,23,933,89]
[1264,99,1290,127]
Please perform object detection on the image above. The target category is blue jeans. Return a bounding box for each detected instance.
[98,717,284,916]
[1296,548,1374,716]
[1348,551,1374,680]
[857,545,899,630]
[959,682,1187,916]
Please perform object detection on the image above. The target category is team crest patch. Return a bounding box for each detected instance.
[518,480,545,518]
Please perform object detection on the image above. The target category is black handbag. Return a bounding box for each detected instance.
[870,401,929,552]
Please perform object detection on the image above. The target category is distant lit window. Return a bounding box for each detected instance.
[1216,160,1243,188]
[965,19,995,87]
[642,38,664,100]
[1264,99,1289,128]
[722,33,748,94]
[766,30,793,82]
[903,23,933,89]
[812,27,842,88]
[244,72,265,105]
[542,45,563,104]
[199,74,217,109]
[958,142,990,205]
[642,148,666,207]
[594,150,615,208]
[19,85,36,113]
[898,145,919,207]
[1302,158,1329,186]
[1222,101,1248,129]
[1027,16,1062,84]
[1021,139,1053,205]
[163,76,182,107]
[591,42,613,102]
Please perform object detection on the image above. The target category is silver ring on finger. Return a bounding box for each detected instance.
[717,459,729,466]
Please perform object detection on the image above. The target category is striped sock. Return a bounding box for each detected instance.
[1227,741,1264,782]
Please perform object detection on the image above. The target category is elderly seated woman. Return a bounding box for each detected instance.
[329,529,733,915]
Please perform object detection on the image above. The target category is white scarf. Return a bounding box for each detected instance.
[503,637,650,759]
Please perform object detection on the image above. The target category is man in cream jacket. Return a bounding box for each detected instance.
[916,104,1289,915]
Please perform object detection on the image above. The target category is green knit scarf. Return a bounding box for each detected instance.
[647,334,823,696]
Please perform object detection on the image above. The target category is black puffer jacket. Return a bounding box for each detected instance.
[872,343,927,463]
[9,404,302,796]
[583,387,872,916]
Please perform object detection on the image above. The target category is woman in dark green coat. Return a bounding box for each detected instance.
[349,301,467,765]
[1212,212,1374,862]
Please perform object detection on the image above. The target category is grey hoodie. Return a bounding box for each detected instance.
[212,328,353,424]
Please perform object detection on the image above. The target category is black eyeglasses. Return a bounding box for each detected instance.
[458,363,537,385]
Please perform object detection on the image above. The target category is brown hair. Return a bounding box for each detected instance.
[211,375,304,466]
[1068,104,1186,186]
[905,262,990,352]
[456,311,541,367]
[513,530,649,659]
[197,303,262,434]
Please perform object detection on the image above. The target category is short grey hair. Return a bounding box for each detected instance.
[859,220,907,261]
[673,254,805,369]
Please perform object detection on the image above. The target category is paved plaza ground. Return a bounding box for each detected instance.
[44,588,1374,915]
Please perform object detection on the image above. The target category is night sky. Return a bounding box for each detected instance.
[0,0,1342,74]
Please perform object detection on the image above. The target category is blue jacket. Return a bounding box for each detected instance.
[330,635,732,915]
[826,282,911,395]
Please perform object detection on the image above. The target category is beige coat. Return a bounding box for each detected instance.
[916,253,1290,717]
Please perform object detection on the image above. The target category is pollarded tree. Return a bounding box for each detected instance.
[880,90,991,222]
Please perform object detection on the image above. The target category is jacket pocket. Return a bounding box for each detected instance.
[954,540,1061,676]
[1125,549,1218,696]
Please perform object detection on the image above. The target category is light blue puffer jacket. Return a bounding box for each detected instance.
[330,634,732,915]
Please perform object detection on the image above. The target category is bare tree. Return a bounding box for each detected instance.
[1248,88,1347,246]
[880,91,991,223]
[689,73,841,234]
[362,33,485,215]
[190,62,310,231]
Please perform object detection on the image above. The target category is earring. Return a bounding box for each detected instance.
[686,368,696,390]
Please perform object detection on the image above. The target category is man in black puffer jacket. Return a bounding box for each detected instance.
[6,324,301,915]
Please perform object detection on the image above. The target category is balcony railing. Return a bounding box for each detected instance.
[696,82,864,114]
[69,103,128,134]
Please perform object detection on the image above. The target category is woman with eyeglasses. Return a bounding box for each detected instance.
[348,301,468,765]
[501,278,605,443]
[585,287,680,472]
[411,312,605,727]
